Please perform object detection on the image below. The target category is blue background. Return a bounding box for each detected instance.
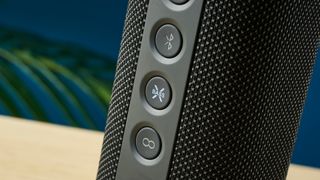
[0,0,127,59]
[0,0,319,168]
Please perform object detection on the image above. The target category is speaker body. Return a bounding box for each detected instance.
[97,0,320,179]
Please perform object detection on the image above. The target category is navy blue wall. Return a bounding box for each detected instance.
[0,0,128,59]
[0,0,319,168]
[292,52,320,168]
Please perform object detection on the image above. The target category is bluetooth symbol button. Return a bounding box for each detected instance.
[145,77,172,110]
[155,24,182,58]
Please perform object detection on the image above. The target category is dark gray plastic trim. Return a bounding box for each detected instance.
[115,0,204,179]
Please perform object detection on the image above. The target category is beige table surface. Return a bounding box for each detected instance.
[0,116,319,180]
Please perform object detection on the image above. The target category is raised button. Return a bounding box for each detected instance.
[155,24,182,58]
[136,127,161,160]
[145,77,171,110]
[170,0,189,4]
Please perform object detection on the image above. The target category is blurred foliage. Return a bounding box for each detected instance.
[0,26,116,130]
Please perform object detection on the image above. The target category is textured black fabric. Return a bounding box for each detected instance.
[96,0,149,179]
[98,0,319,179]
[168,0,319,180]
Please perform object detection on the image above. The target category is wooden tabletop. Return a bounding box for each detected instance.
[0,116,319,180]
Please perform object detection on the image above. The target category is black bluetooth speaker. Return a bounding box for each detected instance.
[97,0,320,179]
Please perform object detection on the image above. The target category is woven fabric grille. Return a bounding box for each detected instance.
[96,0,149,179]
[168,0,319,179]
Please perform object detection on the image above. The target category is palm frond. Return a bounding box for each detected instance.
[0,27,116,130]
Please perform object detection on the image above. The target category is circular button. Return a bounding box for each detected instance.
[145,77,171,110]
[170,0,189,4]
[136,127,161,160]
[155,24,182,58]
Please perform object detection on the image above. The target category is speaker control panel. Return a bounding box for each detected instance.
[116,0,204,179]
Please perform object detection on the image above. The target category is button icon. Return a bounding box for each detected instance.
[165,33,174,50]
[136,127,161,160]
[151,84,165,102]
[155,24,182,58]
[142,137,156,150]
[145,77,171,110]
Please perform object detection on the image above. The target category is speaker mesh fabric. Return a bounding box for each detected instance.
[96,0,149,179]
[168,0,319,180]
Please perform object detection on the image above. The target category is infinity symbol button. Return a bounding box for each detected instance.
[136,127,161,160]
